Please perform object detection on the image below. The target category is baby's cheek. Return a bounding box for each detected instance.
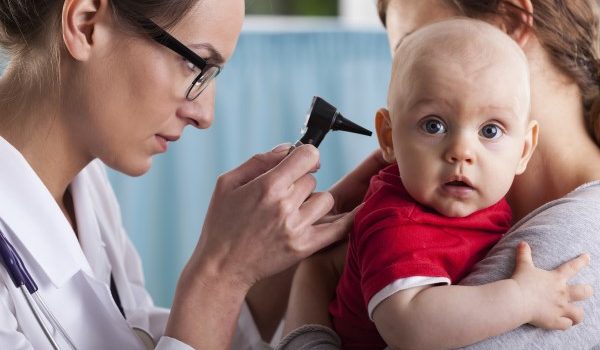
[482,174,513,206]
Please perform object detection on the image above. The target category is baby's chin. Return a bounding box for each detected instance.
[433,202,479,218]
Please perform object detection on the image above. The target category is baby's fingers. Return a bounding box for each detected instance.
[515,241,534,267]
[556,253,591,280]
[569,284,594,302]
[563,304,584,326]
[553,317,574,331]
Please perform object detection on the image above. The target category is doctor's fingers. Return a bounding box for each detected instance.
[217,147,290,191]
[285,173,318,209]
[294,206,356,256]
[259,145,320,193]
[291,191,335,228]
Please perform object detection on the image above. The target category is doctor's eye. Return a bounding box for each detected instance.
[479,123,504,139]
[420,118,447,135]
[183,59,200,74]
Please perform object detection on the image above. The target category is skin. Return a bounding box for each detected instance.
[0,0,382,347]
[370,20,587,349]
[384,0,600,221]
[378,19,535,218]
[283,0,598,346]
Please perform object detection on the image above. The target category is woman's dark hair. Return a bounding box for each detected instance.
[0,0,198,51]
[377,0,600,145]
[0,0,198,96]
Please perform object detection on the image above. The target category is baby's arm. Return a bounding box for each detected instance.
[373,242,592,350]
[283,242,347,334]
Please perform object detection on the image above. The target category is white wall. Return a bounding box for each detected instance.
[339,0,380,27]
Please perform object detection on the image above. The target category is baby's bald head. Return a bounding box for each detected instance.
[389,18,530,120]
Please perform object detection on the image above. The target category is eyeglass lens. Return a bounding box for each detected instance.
[186,66,221,100]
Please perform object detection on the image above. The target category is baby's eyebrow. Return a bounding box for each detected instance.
[482,106,520,120]
[408,97,453,111]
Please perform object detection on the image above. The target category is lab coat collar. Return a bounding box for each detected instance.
[72,174,112,285]
[0,137,94,288]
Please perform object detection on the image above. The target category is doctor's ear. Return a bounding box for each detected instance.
[375,108,396,163]
[62,0,112,61]
[492,0,534,48]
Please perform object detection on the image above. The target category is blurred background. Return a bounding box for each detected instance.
[1,0,392,307]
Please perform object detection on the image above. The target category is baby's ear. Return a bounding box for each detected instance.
[515,119,539,175]
[375,108,396,163]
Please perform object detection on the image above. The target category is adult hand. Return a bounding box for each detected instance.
[167,145,356,349]
[245,148,385,341]
[195,144,355,290]
[328,149,388,214]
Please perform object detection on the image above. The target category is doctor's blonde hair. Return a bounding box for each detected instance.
[0,0,199,104]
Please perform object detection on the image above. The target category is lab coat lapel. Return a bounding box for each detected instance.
[71,174,112,286]
[0,138,147,349]
[0,137,93,287]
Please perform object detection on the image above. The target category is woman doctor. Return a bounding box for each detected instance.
[0,0,381,349]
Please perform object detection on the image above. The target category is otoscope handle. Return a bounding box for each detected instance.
[287,133,324,155]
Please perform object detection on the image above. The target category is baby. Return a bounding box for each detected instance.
[328,18,591,349]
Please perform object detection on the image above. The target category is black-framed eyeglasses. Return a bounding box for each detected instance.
[136,18,222,101]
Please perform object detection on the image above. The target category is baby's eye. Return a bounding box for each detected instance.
[479,123,503,139]
[421,118,447,134]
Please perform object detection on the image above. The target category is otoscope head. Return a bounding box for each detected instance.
[298,96,372,148]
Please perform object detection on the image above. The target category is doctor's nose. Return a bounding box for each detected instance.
[444,135,475,165]
[178,82,215,129]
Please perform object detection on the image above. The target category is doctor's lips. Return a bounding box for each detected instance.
[157,134,181,142]
[155,134,180,152]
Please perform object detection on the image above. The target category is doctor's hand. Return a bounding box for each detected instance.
[193,144,355,289]
[168,145,356,349]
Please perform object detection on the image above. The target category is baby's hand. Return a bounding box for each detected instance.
[511,242,593,330]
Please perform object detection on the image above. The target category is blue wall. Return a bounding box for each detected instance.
[2,28,392,307]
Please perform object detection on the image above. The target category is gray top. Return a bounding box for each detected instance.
[277,181,600,350]
[459,181,600,349]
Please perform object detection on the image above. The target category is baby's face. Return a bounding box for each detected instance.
[385,47,535,217]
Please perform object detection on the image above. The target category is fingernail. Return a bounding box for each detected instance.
[271,143,292,153]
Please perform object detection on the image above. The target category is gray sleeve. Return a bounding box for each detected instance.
[458,188,600,350]
[274,325,341,350]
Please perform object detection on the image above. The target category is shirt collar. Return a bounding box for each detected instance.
[0,136,94,288]
[72,174,112,285]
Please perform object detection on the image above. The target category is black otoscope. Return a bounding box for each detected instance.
[290,96,372,151]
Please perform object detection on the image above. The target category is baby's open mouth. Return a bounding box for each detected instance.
[445,180,471,188]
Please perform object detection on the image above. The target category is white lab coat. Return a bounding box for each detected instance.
[0,137,266,349]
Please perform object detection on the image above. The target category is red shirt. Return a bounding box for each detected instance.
[329,165,511,350]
